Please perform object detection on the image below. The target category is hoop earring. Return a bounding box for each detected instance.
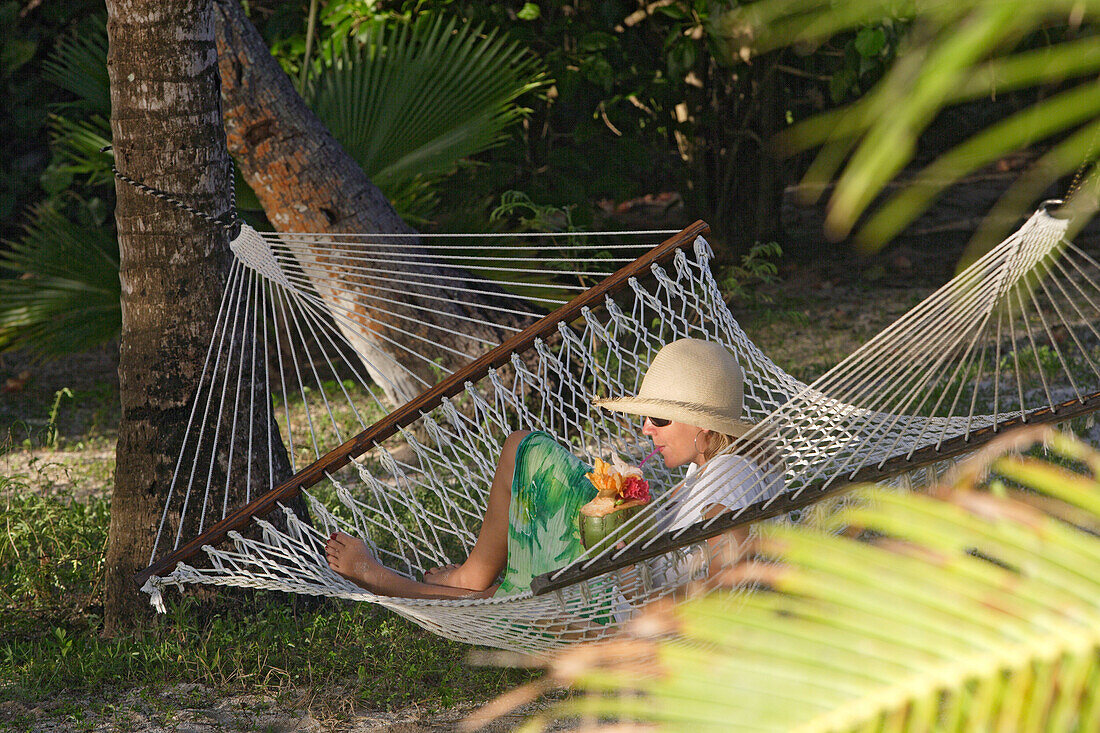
[694,431,707,455]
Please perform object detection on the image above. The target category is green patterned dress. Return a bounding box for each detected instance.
[495,431,597,597]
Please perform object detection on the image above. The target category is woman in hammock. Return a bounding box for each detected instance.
[324,338,781,599]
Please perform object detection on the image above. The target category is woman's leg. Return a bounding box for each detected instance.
[325,532,495,599]
[422,430,531,590]
[325,430,530,596]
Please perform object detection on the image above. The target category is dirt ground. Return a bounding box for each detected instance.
[0,685,564,732]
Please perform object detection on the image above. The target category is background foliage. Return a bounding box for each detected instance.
[302,12,548,222]
[0,8,116,356]
[0,1,546,356]
[6,0,1093,358]
[0,0,104,241]
[736,0,1100,258]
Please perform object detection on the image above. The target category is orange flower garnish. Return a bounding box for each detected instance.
[585,458,624,497]
[582,455,650,517]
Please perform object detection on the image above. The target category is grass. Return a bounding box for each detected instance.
[0,347,120,454]
[0,471,533,714]
[272,377,391,466]
[0,353,532,726]
[729,268,939,385]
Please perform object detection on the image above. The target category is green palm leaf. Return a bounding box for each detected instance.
[724,0,1100,256]
[304,14,547,222]
[0,15,120,358]
[0,200,120,356]
[41,15,110,117]
[510,429,1100,732]
[39,15,112,188]
[46,114,114,187]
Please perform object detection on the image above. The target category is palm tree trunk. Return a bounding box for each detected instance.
[213,0,535,406]
[103,0,292,632]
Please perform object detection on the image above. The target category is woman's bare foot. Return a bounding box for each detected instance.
[325,531,384,589]
[423,562,459,586]
[422,561,496,591]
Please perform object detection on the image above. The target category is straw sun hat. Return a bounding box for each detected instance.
[593,338,753,437]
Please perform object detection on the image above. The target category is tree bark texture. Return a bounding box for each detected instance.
[104,0,292,632]
[213,0,534,406]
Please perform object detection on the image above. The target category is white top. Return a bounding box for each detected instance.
[663,453,783,532]
[652,453,784,586]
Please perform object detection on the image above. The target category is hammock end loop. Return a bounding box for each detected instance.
[140,576,167,614]
[229,224,292,288]
[693,235,713,260]
[1039,198,1068,220]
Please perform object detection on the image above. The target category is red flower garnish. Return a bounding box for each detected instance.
[620,476,650,503]
[582,456,652,516]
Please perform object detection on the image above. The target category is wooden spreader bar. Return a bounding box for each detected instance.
[529,389,1100,596]
[135,220,711,588]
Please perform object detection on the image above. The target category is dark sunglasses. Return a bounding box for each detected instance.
[645,416,671,428]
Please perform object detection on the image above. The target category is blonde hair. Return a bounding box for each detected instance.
[701,430,738,461]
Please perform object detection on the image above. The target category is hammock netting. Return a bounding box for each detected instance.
[142,204,1100,653]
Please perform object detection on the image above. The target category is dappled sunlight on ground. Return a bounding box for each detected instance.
[0,447,115,500]
[0,684,562,732]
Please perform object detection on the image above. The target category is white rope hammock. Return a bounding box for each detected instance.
[139,204,1100,653]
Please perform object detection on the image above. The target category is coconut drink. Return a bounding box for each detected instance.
[578,455,651,552]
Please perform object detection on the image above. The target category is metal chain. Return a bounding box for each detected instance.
[1065,120,1100,201]
[101,145,243,236]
